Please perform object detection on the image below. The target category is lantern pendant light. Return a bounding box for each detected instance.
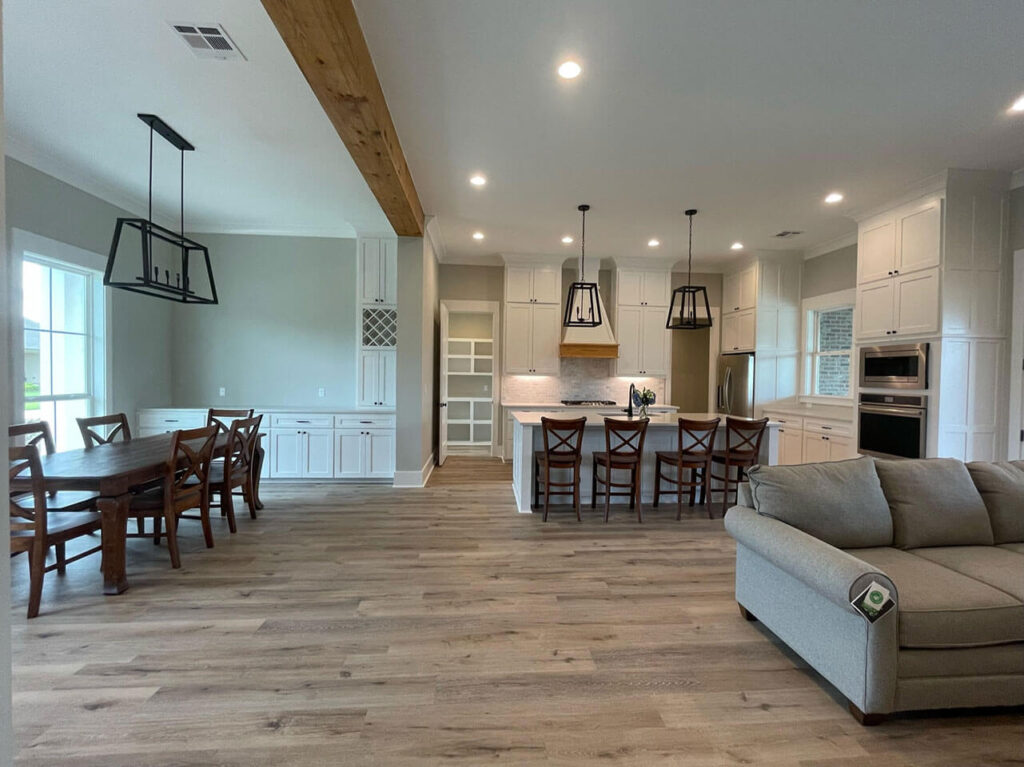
[667,209,712,330]
[563,204,603,328]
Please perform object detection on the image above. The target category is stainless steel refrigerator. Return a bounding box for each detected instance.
[717,353,755,418]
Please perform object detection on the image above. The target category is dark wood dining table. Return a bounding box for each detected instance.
[37,432,263,595]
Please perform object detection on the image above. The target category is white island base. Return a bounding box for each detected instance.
[511,411,779,514]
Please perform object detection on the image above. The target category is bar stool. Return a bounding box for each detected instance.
[653,417,721,520]
[710,417,769,517]
[592,417,649,523]
[533,417,587,522]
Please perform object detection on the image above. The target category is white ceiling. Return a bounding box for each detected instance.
[3,0,394,238]
[355,0,1024,270]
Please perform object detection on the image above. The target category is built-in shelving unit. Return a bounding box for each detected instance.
[446,337,494,445]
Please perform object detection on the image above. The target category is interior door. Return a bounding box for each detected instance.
[439,302,449,466]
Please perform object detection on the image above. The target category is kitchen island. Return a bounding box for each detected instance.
[510,410,779,513]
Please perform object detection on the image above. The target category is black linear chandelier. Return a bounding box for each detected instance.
[104,114,218,304]
[667,209,712,330]
[562,204,602,328]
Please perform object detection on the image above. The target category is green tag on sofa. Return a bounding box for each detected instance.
[852,581,893,622]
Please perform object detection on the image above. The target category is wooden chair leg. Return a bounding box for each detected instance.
[222,487,238,534]
[245,474,258,519]
[27,547,45,619]
[590,457,597,509]
[653,458,661,508]
[153,515,162,545]
[629,468,636,510]
[676,463,684,521]
[704,460,713,519]
[574,465,582,523]
[56,542,67,575]
[604,466,612,523]
[635,468,643,524]
[721,465,732,518]
[200,497,215,549]
[136,516,144,535]
[533,458,540,509]
[542,464,551,522]
[164,511,182,569]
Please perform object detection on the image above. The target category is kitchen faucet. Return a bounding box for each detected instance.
[627,382,636,418]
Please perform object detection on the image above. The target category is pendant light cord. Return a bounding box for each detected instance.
[579,206,586,279]
[180,149,185,236]
[687,211,694,286]
[147,125,153,222]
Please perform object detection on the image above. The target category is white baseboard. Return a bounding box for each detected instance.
[393,453,435,488]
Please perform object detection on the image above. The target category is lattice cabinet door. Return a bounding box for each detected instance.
[362,307,397,348]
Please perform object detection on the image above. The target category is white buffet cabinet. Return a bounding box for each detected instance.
[137,408,395,481]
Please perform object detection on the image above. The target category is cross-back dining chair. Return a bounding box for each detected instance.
[9,422,99,512]
[77,413,132,447]
[207,408,255,435]
[534,417,587,522]
[592,417,649,523]
[9,445,103,618]
[127,425,217,568]
[187,414,263,532]
[710,417,769,517]
[653,417,721,520]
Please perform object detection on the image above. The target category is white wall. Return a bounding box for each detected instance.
[171,232,358,408]
[802,244,857,299]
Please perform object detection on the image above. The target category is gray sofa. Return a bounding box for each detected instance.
[724,456,1024,725]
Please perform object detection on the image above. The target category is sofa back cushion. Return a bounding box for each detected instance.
[874,458,994,549]
[747,456,893,548]
[966,461,1024,544]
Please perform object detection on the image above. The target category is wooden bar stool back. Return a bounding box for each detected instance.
[9,445,102,618]
[653,417,721,519]
[77,413,132,447]
[592,417,649,523]
[711,417,768,517]
[534,417,587,522]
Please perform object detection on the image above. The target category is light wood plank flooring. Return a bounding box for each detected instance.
[8,456,1023,765]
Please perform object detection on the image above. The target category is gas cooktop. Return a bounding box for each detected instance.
[560,399,617,407]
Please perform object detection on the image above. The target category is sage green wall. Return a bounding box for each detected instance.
[438,263,503,301]
[4,157,175,423]
[802,243,857,298]
[171,233,357,408]
[669,272,721,412]
[1011,186,1024,252]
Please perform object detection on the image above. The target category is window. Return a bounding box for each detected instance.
[807,306,853,397]
[22,256,105,450]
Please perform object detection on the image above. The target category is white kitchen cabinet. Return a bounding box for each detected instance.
[723,265,757,314]
[856,279,895,340]
[777,427,804,465]
[896,198,941,276]
[504,265,561,304]
[358,349,396,408]
[504,302,560,374]
[614,306,669,376]
[336,428,395,479]
[802,432,832,463]
[894,268,940,337]
[269,428,333,479]
[857,216,896,284]
[722,309,755,353]
[359,238,397,305]
[616,269,671,307]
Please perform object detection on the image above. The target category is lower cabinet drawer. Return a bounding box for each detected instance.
[271,414,335,429]
[804,419,852,438]
[336,415,396,428]
[138,410,206,430]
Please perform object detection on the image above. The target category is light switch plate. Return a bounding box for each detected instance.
[218,387,226,397]
[317,387,326,398]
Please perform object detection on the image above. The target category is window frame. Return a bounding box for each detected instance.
[799,289,856,404]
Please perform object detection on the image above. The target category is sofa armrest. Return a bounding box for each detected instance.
[724,506,897,613]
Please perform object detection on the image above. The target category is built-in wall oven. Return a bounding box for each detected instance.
[858,394,927,459]
[859,343,929,390]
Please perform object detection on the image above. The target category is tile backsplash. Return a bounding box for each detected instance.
[501,358,666,405]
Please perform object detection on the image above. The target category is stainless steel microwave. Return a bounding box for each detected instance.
[859,343,929,390]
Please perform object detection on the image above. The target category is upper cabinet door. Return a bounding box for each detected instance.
[894,268,940,337]
[738,266,758,311]
[642,272,671,307]
[360,239,382,303]
[896,199,941,276]
[856,280,895,340]
[358,350,381,407]
[640,307,669,374]
[505,267,534,303]
[615,306,643,375]
[379,349,397,408]
[858,216,896,284]
[736,309,756,352]
[723,272,741,313]
[530,303,561,374]
[380,240,398,304]
[616,270,644,306]
[504,302,533,373]
[721,313,739,353]
[531,266,562,304]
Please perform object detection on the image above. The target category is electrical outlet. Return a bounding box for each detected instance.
[317,387,326,398]
[218,387,226,397]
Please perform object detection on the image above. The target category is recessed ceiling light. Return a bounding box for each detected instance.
[469,174,487,187]
[557,60,582,79]
[824,192,844,204]
[472,231,485,240]
[1009,95,1024,113]
[561,235,574,244]
[730,242,744,250]
[647,239,660,248]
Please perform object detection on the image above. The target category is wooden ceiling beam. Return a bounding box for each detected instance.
[261,0,424,236]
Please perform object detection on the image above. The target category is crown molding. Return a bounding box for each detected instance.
[849,171,947,223]
[501,253,569,266]
[190,224,357,239]
[803,231,858,260]
[424,215,447,262]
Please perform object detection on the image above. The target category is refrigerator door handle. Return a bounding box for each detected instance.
[722,367,732,413]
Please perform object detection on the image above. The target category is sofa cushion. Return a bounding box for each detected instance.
[898,644,1024,679]
[874,458,994,549]
[747,457,892,548]
[853,547,1024,648]
[966,461,1024,544]
[910,546,1024,601]
[999,543,1024,555]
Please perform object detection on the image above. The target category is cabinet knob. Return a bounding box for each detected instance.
[888,271,893,276]
[893,269,899,275]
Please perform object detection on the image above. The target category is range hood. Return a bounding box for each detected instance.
[560,259,618,358]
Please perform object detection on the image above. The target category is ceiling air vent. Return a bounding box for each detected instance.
[773,230,804,239]
[170,23,246,61]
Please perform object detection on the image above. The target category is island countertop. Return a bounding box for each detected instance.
[511,410,776,427]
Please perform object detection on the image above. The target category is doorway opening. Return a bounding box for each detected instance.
[440,300,500,465]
